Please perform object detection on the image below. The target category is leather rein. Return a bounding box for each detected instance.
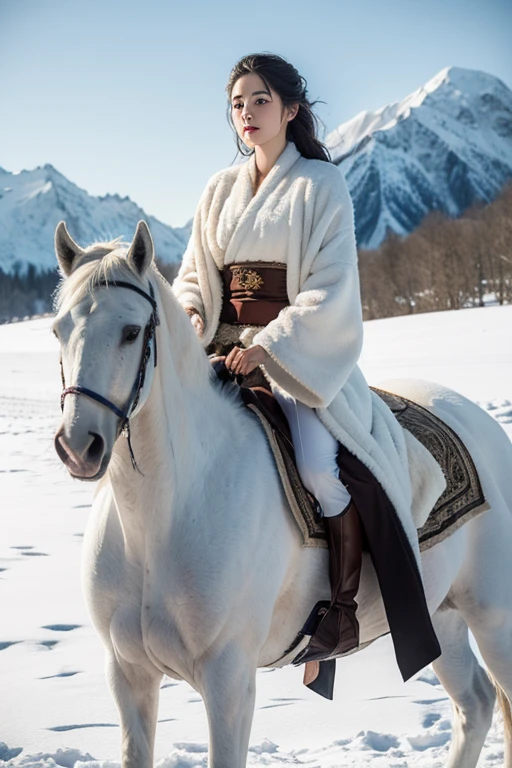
[59,279,160,474]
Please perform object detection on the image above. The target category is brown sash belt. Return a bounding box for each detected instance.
[219,262,288,325]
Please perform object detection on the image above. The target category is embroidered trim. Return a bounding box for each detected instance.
[370,387,490,551]
[232,267,264,291]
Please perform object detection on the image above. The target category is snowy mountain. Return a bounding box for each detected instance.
[326,66,512,249]
[0,164,190,275]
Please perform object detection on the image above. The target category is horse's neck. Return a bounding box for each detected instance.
[107,278,237,541]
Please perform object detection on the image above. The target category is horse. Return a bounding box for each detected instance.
[52,219,512,768]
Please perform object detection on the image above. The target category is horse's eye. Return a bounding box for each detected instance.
[123,325,141,344]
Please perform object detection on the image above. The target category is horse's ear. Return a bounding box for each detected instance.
[127,221,154,276]
[55,221,86,276]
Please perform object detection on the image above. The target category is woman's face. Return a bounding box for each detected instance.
[230,72,297,149]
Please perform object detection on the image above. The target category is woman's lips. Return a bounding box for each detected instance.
[244,127,259,133]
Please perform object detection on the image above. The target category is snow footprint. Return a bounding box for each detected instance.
[42,624,82,632]
[354,730,400,751]
[48,723,117,732]
[0,742,23,761]
[39,639,59,650]
[409,714,451,751]
[0,641,20,651]
[40,670,82,679]
[11,545,49,557]
[259,697,299,709]
[408,731,451,750]
[422,712,441,728]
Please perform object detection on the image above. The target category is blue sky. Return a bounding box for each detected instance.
[1,0,511,228]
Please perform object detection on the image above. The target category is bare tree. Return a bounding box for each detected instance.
[357,182,512,320]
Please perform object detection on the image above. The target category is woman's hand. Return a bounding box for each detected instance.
[184,306,204,337]
[224,344,268,376]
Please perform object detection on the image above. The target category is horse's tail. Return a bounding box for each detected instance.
[489,672,512,753]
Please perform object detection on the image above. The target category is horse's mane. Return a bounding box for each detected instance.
[53,238,160,315]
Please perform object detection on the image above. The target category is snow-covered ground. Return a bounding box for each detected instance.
[0,304,511,767]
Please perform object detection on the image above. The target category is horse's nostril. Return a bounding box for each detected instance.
[55,431,71,465]
[87,432,105,463]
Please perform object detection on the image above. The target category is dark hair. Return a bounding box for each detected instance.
[225,52,332,163]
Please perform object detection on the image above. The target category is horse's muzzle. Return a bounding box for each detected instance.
[54,425,110,480]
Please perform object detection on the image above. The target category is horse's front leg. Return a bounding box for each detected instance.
[198,643,258,768]
[106,652,163,768]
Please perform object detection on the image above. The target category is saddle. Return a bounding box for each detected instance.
[214,361,488,553]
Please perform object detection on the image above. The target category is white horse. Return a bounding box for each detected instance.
[52,220,512,768]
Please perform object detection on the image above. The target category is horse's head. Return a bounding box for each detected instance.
[52,220,159,480]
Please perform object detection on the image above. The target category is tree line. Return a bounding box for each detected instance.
[0,260,180,323]
[358,182,512,320]
[0,264,58,322]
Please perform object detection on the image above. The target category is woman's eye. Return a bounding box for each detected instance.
[122,326,141,344]
[233,99,267,109]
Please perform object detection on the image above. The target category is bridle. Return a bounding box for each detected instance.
[59,279,160,474]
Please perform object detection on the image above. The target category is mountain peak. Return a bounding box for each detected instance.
[422,65,510,100]
[0,163,189,276]
[326,65,512,249]
[328,65,512,158]
[39,162,67,181]
[422,65,452,94]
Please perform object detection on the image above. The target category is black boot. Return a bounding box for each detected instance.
[297,501,363,664]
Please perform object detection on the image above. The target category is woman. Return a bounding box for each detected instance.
[172,53,442,676]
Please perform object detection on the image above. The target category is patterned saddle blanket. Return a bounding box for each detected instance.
[215,363,489,553]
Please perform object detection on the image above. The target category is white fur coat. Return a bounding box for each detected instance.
[172,140,446,565]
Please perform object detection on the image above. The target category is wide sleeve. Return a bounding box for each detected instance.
[252,169,363,409]
[172,236,205,319]
[171,170,223,320]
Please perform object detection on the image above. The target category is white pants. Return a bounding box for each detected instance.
[273,388,352,518]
